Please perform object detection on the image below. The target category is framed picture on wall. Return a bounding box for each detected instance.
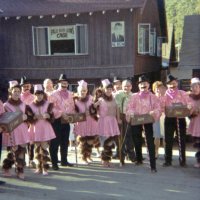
[111,21,125,47]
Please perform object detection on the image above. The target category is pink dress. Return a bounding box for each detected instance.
[98,97,120,137]
[0,100,4,115]
[188,97,200,137]
[28,101,56,142]
[3,101,29,147]
[74,95,98,136]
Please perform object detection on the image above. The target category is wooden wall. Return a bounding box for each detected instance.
[133,0,162,76]
[0,0,164,83]
[0,9,135,80]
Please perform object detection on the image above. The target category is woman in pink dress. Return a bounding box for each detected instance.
[2,80,29,180]
[0,100,6,185]
[27,84,56,175]
[188,78,200,168]
[74,80,99,164]
[94,79,120,167]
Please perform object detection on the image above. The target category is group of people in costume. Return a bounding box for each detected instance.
[0,73,200,184]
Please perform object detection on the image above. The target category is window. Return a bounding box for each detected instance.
[32,24,88,56]
[149,28,156,56]
[138,23,150,54]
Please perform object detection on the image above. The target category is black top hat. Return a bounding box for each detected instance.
[113,77,121,84]
[137,75,149,84]
[166,74,177,84]
[20,76,30,86]
[58,74,68,82]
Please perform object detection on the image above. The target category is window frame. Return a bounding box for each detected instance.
[138,23,151,55]
[32,24,88,56]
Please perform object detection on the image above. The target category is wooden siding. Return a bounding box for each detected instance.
[133,0,162,75]
[0,9,135,80]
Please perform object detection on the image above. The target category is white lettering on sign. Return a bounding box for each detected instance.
[49,26,75,40]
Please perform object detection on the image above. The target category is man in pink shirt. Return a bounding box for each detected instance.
[126,75,161,173]
[163,74,192,167]
[20,76,34,106]
[49,74,75,170]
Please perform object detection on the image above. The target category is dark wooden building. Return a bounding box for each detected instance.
[0,0,167,88]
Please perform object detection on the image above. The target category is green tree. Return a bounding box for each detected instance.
[165,0,200,44]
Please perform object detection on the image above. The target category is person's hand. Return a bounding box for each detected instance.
[118,118,122,124]
[149,111,154,116]
[187,104,192,110]
[126,114,133,123]
[43,113,50,119]
[23,114,28,121]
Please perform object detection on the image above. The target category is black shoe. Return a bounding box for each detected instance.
[151,168,157,173]
[120,159,125,165]
[180,162,187,167]
[52,165,59,170]
[112,154,119,159]
[0,181,6,185]
[61,162,74,167]
[163,162,172,167]
[135,161,143,165]
[130,158,136,163]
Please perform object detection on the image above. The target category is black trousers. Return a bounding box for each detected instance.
[164,117,186,165]
[28,144,35,161]
[49,118,70,166]
[129,123,156,169]
[121,121,136,161]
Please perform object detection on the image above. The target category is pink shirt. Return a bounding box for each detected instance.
[21,92,34,105]
[164,89,193,107]
[126,91,161,121]
[49,89,75,119]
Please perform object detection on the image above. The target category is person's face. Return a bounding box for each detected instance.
[167,80,178,90]
[114,24,122,35]
[138,81,149,92]
[44,80,53,90]
[22,84,31,92]
[105,87,113,96]
[59,81,68,90]
[122,81,132,94]
[35,93,44,102]
[191,83,200,95]
[79,88,88,98]
[154,86,166,97]
[11,87,21,100]
[114,82,122,91]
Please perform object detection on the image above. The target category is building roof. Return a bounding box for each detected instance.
[179,15,200,68]
[0,0,146,17]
